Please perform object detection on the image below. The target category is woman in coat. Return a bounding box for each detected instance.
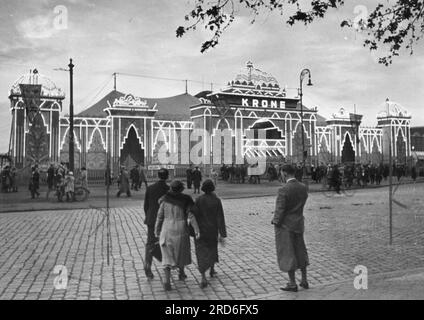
[155,180,200,291]
[192,179,227,288]
[65,171,75,202]
[117,167,131,197]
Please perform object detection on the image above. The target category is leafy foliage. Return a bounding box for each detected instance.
[177,0,424,65]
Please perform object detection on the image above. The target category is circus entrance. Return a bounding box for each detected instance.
[120,126,144,168]
[243,119,286,162]
[341,134,355,163]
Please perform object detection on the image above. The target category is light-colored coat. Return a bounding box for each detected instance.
[155,200,199,268]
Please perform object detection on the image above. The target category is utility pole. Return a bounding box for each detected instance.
[68,58,75,172]
[113,73,117,91]
[387,98,393,245]
[299,69,313,181]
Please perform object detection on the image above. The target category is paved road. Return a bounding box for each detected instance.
[1,176,422,213]
[0,182,423,299]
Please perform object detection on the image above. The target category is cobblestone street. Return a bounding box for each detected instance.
[0,183,424,300]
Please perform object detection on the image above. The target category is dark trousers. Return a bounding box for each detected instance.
[145,225,157,269]
[187,178,192,189]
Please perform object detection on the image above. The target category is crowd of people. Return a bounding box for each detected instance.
[24,162,88,201]
[116,165,148,197]
[1,165,18,193]
[185,165,203,193]
[310,162,419,193]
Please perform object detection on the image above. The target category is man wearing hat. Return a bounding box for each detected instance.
[272,164,309,292]
[143,168,170,279]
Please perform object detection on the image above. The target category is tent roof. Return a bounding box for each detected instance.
[76,90,200,121]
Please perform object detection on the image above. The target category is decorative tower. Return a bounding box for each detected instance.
[377,99,411,165]
[8,70,65,170]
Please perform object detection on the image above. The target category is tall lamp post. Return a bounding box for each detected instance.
[68,59,75,172]
[299,69,313,179]
[387,98,393,245]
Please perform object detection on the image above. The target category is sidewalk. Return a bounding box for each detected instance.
[255,267,424,300]
[1,176,423,213]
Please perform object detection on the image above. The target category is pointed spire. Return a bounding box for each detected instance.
[246,61,253,82]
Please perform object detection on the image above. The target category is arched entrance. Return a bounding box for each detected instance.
[342,133,355,163]
[244,119,285,160]
[26,113,50,165]
[396,131,406,164]
[120,126,144,167]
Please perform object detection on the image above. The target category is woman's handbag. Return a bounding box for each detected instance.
[150,241,162,262]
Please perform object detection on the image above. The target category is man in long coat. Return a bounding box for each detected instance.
[186,164,193,189]
[138,165,148,189]
[272,164,309,292]
[192,166,202,194]
[143,168,170,279]
[117,167,131,197]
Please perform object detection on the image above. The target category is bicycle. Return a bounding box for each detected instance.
[73,180,90,202]
[322,177,355,198]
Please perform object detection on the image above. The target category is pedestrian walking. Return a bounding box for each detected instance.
[272,164,309,292]
[130,165,140,191]
[80,167,90,193]
[117,166,131,197]
[139,165,148,189]
[192,179,227,288]
[412,166,417,182]
[56,173,65,202]
[143,168,170,280]
[240,164,247,184]
[154,180,199,291]
[46,163,55,199]
[64,171,75,202]
[29,165,40,199]
[210,167,218,186]
[10,166,17,192]
[192,166,202,194]
[186,165,193,189]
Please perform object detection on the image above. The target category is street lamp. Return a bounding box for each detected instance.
[54,59,74,172]
[68,59,75,172]
[299,69,313,180]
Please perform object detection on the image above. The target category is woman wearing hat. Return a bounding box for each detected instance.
[65,171,75,202]
[191,179,227,288]
[155,180,200,291]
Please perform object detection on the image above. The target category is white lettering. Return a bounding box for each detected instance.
[180,129,190,164]
[280,101,286,109]
[353,5,368,32]
[53,5,68,30]
[252,99,259,108]
[353,265,368,290]
[270,101,278,108]
[53,265,68,290]
[166,304,199,317]
[242,98,249,107]
[190,129,209,165]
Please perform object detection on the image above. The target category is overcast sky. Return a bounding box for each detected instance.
[1,0,423,152]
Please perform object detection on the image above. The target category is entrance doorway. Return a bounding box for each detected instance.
[342,133,355,163]
[120,126,144,167]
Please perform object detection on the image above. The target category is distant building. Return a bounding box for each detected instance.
[6,62,418,178]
